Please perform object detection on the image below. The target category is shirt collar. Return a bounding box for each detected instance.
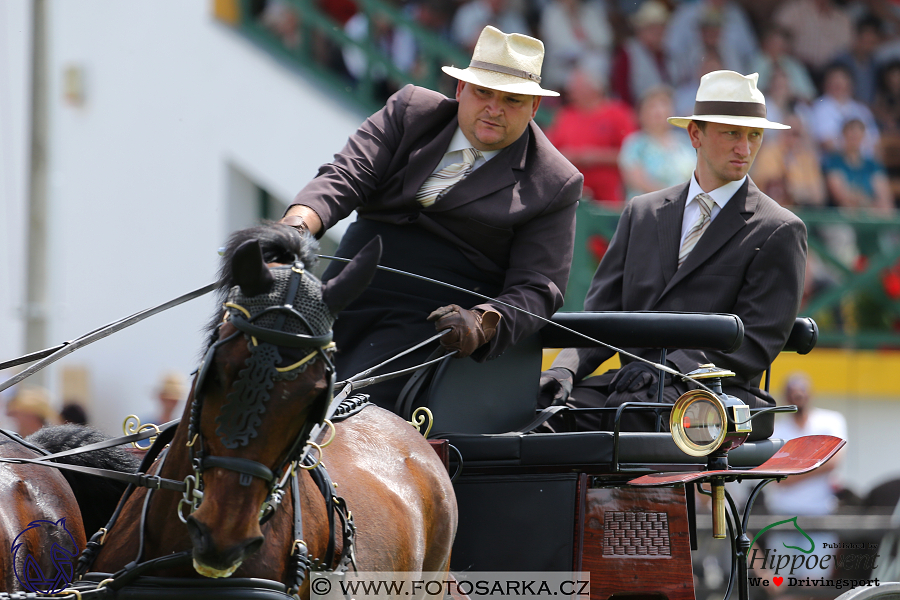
[448,128,500,161]
[686,173,746,209]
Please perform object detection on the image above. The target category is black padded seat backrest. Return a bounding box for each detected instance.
[541,311,745,352]
[784,316,818,354]
[404,333,543,435]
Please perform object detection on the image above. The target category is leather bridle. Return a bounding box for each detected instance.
[184,262,337,524]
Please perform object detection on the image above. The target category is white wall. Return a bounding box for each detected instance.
[0,0,363,434]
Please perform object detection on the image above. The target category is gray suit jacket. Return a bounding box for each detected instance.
[554,178,808,406]
[292,84,583,358]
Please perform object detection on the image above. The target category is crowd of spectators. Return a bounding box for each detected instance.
[250,0,900,327]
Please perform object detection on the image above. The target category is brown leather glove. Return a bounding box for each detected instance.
[427,305,501,358]
[279,214,309,234]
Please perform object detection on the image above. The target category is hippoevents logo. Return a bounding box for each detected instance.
[10,518,80,594]
[747,516,881,591]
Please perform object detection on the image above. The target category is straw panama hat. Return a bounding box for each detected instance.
[667,70,790,130]
[442,26,559,97]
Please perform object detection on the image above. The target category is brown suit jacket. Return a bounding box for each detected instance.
[553,178,808,406]
[292,84,584,358]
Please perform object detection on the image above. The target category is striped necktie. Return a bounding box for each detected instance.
[678,192,715,267]
[416,148,481,207]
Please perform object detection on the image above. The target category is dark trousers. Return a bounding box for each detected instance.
[323,219,502,412]
[538,368,689,432]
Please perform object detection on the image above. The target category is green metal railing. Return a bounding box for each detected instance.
[566,203,900,349]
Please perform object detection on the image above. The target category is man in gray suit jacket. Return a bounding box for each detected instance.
[540,70,807,433]
[281,27,583,409]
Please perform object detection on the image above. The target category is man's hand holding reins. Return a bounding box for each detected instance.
[428,305,501,358]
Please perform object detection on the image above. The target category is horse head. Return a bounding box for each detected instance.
[184,223,380,577]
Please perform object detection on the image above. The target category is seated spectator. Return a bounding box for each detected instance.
[539,0,613,93]
[823,118,894,216]
[6,386,58,437]
[834,14,884,106]
[451,0,530,53]
[665,0,758,86]
[610,0,674,108]
[343,10,416,102]
[751,112,827,208]
[749,27,817,103]
[809,63,881,158]
[546,66,637,204]
[259,0,300,49]
[820,118,894,269]
[873,60,900,132]
[774,0,853,82]
[618,86,695,201]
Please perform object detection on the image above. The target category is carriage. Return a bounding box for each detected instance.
[0,224,858,600]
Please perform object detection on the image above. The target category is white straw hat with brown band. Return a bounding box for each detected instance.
[667,70,790,130]
[442,26,560,97]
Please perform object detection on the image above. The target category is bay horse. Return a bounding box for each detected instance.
[0,426,138,593]
[90,224,457,594]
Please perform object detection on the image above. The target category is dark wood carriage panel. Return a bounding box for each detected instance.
[583,484,695,600]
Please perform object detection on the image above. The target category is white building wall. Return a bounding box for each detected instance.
[0,0,363,434]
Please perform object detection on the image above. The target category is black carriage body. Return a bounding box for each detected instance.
[401,312,821,600]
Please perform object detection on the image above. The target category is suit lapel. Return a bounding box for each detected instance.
[657,184,689,286]
[427,124,530,213]
[659,179,753,299]
[402,116,459,202]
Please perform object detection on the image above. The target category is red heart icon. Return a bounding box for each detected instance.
[773,577,784,586]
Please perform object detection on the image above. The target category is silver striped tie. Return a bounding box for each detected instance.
[678,193,715,267]
[415,148,481,207]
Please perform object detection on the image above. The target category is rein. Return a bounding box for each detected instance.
[317,254,726,401]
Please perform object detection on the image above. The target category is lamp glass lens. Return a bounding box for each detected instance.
[684,399,722,444]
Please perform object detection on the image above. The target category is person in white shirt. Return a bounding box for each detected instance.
[766,372,848,516]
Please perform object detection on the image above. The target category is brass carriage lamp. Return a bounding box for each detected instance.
[670,364,752,538]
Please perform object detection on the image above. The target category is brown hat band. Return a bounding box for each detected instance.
[694,100,766,118]
[469,60,542,84]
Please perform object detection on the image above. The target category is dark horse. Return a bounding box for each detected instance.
[0,426,138,593]
[91,224,457,593]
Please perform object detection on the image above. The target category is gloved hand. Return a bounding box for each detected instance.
[611,361,661,394]
[279,214,309,234]
[427,305,501,358]
[538,367,574,406]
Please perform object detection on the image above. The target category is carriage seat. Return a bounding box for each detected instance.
[399,312,817,473]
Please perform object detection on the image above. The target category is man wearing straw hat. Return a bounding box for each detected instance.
[540,70,808,435]
[281,26,582,409]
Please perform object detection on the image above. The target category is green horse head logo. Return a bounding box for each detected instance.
[750,516,815,554]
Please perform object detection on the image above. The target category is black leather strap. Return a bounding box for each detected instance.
[202,455,275,484]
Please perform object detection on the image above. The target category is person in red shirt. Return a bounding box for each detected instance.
[547,66,638,205]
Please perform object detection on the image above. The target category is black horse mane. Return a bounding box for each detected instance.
[27,425,142,536]
[203,222,319,348]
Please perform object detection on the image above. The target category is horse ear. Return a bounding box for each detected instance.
[321,236,382,315]
[231,239,275,297]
